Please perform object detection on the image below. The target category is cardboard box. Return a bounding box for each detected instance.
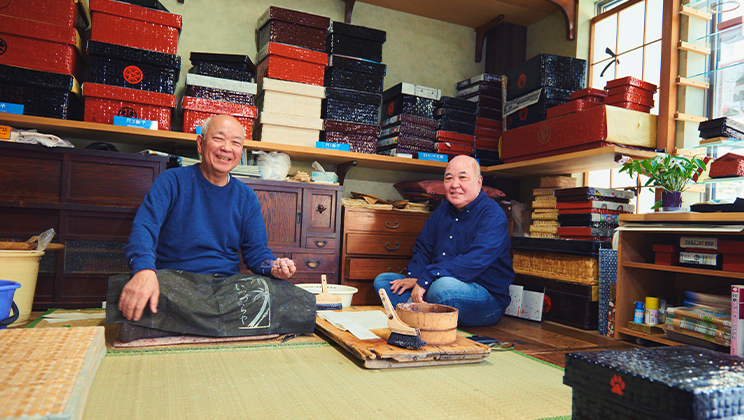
[89,0,182,54]
[255,112,323,147]
[500,105,657,160]
[256,77,324,119]
[514,274,597,329]
[83,82,176,130]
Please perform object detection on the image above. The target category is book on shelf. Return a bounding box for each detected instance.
[666,306,731,328]
[733,285,744,357]
[661,323,730,347]
[669,316,731,334]
[665,318,730,341]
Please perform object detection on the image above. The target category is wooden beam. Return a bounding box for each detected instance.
[474,14,505,63]
[657,0,680,153]
[546,0,578,40]
[344,0,355,23]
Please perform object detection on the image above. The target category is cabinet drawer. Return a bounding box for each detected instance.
[291,252,338,274]
[305,237,337,251]
[344,208,429,235]
[345,233,417,256]
[345,258,409,281]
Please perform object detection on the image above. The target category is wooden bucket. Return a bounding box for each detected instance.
[396,302,458,345]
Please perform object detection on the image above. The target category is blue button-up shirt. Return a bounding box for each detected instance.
[407,190,514,310]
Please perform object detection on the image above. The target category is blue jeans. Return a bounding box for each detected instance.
[373,272,504,327]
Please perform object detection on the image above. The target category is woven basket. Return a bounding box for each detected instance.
[512,249,599,285]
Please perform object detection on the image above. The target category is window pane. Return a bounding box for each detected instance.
[588,170,612,188]
[644,41,662,115]
[591,62,616,88]
[616,48,644,79]
[593,17,618,64]
[645,0,663,42]
[617,2,646,53]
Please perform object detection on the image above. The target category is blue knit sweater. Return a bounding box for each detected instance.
[124,165,275,276]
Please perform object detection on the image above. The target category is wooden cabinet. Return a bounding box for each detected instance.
[614,212,744,347]
[340,207,430,305]
[239,178,343,285]
[0,142,166,309]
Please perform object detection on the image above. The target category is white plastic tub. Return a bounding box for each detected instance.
[295,283,358,308]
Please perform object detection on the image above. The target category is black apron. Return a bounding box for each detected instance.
[106,270,316,337]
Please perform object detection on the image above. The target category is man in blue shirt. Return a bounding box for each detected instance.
[112,115,305,340]
[374,155,514,326]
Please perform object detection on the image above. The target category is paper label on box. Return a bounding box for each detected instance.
[0,102,24,115]
[414,85,441,101]
[680,237,718,250]
[418,152,447,162]
[504,88,542,117]
[679,251,718,265]
[0,125,10,140]
[114,116,158,130]
[316,141,350,151]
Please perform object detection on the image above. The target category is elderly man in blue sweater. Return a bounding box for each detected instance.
[374,155,514,326]
[111,115,309,341]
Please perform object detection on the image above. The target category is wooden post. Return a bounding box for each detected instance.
[657,0,681,153]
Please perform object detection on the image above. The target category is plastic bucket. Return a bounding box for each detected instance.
[0,280,21,329]
[0,250,44,326]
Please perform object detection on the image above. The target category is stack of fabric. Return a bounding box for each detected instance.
[555,187,634,241]
[455,73,502,165]
[530,176,577,238]
[377,82,441,158]
[83,0,183,130]
[605,76,657,113]
[254,6,329,146]
[181,52,257,136]
[433,97,477,160]
[322,23,387,153]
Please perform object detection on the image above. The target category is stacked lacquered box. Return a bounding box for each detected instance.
[604,76,657,113]
[181,53,257,137]
[378,83,442,159]
[254,7,329,147]
[455,73,503,165]
[504,54,586,131]
[529,176,577,239]
[322,22,387,154]
[0,0,89,119]
[555,187,633,241]
[433,97,477,160]
[83,0,182,130]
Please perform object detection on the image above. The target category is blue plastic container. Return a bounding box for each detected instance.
[0,280,21,329]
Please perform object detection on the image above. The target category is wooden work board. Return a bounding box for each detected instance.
[315,306,491,369]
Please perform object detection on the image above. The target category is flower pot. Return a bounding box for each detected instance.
[661,191,683,211]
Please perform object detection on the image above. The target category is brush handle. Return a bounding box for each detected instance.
[321,274,328,294]
[378,289,419,336]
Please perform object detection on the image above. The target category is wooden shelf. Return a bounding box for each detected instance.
[616,327,687,346]
[623,261,744,280]
[620,212,744,223]
[1,114,661,178]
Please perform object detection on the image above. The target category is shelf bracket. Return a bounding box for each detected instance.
[546,0,578,40]
[474,14,505,63]
[337,161,357,185]
[344,0,355,23]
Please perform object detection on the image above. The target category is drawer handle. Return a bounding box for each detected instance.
[385,221,400,229]
[314,240,327,248]
[398,267,403,274]
[317,204,326,214]
[384,242,400,251]
[304,259,321,269]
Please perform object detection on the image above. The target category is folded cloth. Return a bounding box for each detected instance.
[106,270,316,337]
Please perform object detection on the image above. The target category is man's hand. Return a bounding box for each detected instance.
[271,258,296,279]
[390,277,417,295]
[118,269,160,321]
[411,284,426,303]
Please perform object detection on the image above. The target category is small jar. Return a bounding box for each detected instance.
[633,301,645,324]
[644,297,659,325]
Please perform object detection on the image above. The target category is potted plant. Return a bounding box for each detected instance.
[619,153,708,210]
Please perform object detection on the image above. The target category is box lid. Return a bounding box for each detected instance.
[383,82,441,102]
[83,82,176,107]
[324,87,381,105]
[87,40,181,69]
[181,96,256,118]
[605,76,657,93]
[186,73,256,94]
[327,54,386,76]
[2,14,80,48]
[323,120,380,136]
[328,21,386,43]
[259,77,325,98]
[189,52,255,73]
[511,237,611,256]
[89,0,182,30]
[258,112,324,130]
[256,6,330,31]
[256,42,327,66]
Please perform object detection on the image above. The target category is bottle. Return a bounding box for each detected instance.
[644,297,659,325]
[633,301,645,323]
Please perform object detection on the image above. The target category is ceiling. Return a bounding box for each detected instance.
[354,0,562,29]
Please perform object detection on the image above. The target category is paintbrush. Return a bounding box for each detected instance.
[378,289,426,349]
[315,274,343,311]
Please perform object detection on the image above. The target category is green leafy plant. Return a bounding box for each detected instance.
[619,153,707,209]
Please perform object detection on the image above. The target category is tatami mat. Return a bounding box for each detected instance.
[83,345,572,420]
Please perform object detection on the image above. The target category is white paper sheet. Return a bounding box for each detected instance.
[317,310,389,340]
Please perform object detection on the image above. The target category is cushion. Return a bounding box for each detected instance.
[394,179,506,199]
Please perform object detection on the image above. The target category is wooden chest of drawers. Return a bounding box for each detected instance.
[239,178,343,285]
[340,207,430,305]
